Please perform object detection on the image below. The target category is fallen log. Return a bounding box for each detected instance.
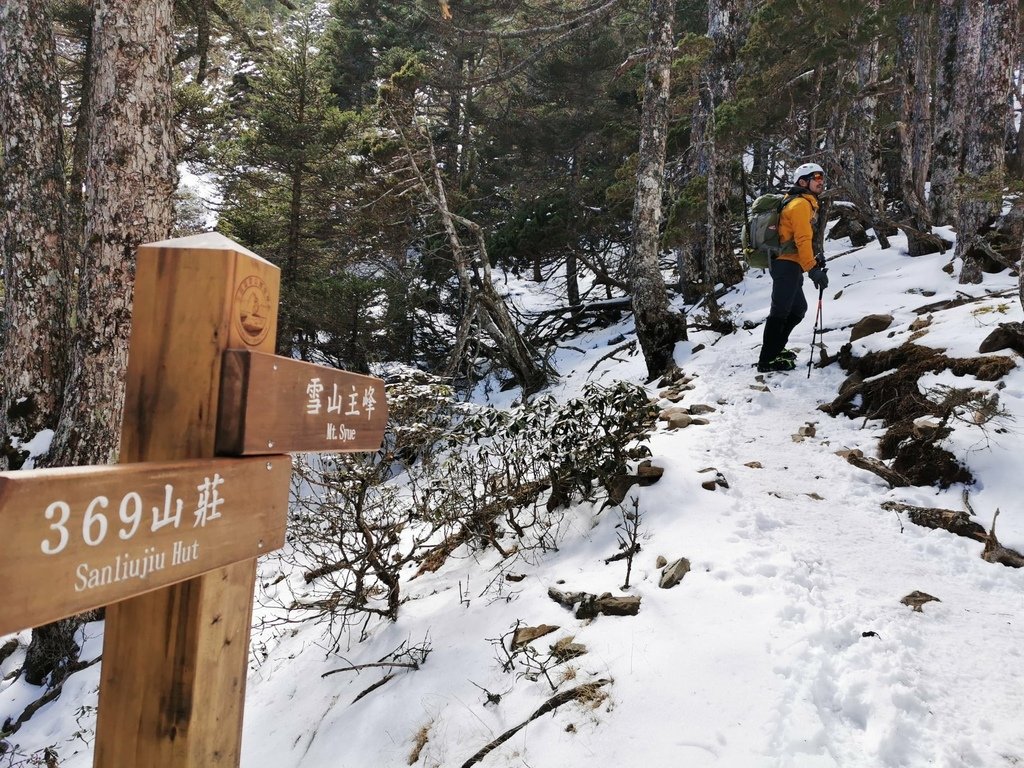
[548,587,641,618]
[843,452,910,487]
[880,501,987,541]
[459,680,611,768]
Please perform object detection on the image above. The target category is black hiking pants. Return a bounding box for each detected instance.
[758,258,807,365]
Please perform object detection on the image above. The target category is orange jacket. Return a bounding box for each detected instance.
[776,193,819,272]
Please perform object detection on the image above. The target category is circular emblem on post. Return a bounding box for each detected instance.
[234,276,271,346]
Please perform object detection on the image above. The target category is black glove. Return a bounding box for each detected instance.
[808,266,829,290]
[815,254,827,269]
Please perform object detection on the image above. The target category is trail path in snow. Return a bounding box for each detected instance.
[612,314,1024,767]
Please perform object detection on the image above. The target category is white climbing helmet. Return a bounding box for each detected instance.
[791,162,824,184]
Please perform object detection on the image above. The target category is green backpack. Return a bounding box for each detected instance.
[741,193,796,269]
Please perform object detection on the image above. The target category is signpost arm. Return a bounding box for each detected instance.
[94,235,281,768]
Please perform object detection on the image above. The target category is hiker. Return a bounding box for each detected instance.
[755,162,829,373]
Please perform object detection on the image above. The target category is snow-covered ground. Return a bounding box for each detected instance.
[2,227,1023,767]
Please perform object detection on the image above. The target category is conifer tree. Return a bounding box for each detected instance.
[216,12,353,355]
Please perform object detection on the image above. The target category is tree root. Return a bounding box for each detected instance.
[1,656,100,738]
[881,502,1024,568]
[982,510,1024,569]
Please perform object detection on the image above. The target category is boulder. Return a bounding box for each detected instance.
[688,404,717,415]
[979,322,1024,355]
[665,412,693,429]
[550,636,587,661]
[595,594,641,616]
[850,313,895,342]
[658,557,691,589]
[511,624,559,650]
[548,587,641,618]
[606,461,664,504]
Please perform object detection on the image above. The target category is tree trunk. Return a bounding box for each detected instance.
[956,0,1017,284]
[194,0,211,84]
[896,2,937,256]
[628,0,685,378]
[567,150,581,308]
[430,161,551,395]
[45,0,177,468]
[68,8,95,260]
[389,125,550,395]
[1009,49,1024,176]
[931,0,982,226]
[0,0,72,471]
[276,33,310,354]
[844,6,890,250]
[704,0,749,311]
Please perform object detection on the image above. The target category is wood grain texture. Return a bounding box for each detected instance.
[94,237,282,768]
[217,350,388,455]
[0,457,289,636]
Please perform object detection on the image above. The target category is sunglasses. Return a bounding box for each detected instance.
[808,173,825,182]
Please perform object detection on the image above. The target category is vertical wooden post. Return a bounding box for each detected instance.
[93,233,280,768]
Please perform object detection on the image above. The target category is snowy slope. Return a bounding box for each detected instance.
[2,229,1023,768]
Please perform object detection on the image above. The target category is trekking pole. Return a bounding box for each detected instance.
[807,286,824,378]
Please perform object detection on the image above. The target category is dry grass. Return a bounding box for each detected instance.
[408,723,431,765]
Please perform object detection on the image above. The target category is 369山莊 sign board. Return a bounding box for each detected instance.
[0,455,290,636]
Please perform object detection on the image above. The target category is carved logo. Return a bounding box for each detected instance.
[234,275,271,346]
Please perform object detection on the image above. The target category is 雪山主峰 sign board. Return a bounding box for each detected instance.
[0,455,290,636]
[217,350,388,455]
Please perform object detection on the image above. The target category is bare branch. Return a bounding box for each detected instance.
[208,0,264,53]
[460,681,611,767]
[321,661,421,678]
[447,0,626,39]
[459,0,627,89]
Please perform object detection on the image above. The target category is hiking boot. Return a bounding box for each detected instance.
[757,356,796,373]
[777,348,798,362]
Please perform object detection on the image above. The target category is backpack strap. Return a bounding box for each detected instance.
[775,195,802,257]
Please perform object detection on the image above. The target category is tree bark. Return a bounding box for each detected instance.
[68,7,95,261]
[931,0,982,226]
[45,0,177,468]
[1009,48,1024,176]
[956,0,1017,284]
[0,0,72,470]
[628,0,685,378]
[704,0,749,308]
[896,2,936,256]
[843,3,889,250]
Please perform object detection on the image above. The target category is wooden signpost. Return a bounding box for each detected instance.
[0,233,387,767]
[217,350,388,455]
